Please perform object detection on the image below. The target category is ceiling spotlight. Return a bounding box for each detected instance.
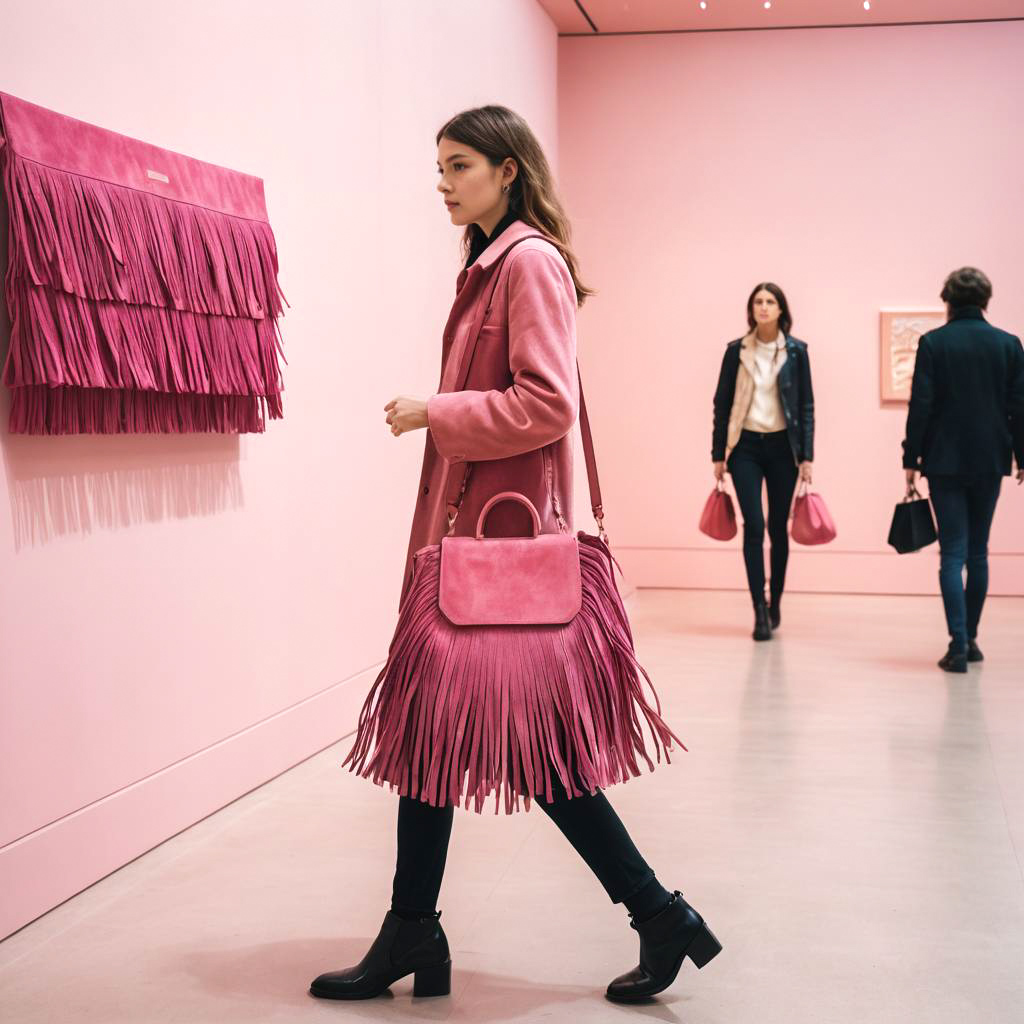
[864,1,871,9]
[700,1,707,8]
[764,1,772,8]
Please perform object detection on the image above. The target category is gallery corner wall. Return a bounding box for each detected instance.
[559,19,1024,596]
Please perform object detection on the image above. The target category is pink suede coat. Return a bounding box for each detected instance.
[400,220,580,607]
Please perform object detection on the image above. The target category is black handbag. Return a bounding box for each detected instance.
[887,486,938,553]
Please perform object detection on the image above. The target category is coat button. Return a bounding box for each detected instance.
[423,485,430,495]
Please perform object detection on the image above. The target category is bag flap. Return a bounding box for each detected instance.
[439,534,582,626]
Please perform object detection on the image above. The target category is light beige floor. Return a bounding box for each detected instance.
[2,591,1023,1023]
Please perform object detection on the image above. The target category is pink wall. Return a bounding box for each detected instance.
[4,7,1021,941]
[0,0,559,938]
[559,20,1024,595]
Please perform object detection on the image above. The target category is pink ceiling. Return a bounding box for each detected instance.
[537,0,1024,34]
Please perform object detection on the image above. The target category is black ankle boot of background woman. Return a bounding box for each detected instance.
[753,599,772,641]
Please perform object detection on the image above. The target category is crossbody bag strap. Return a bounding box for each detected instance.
[575,364,605,540]
[443,233,606,541]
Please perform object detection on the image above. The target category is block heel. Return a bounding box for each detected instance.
[685,923,723,969]
[413,959,451,997]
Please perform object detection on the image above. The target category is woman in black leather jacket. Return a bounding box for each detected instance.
[711,283,815,640]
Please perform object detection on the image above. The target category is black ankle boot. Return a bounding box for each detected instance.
[768,596,781,631]
[967,639,984,663]
[938,645,968,674]
[309,909,451,1000]
[752,599,771,642]
[606,891,722,1002]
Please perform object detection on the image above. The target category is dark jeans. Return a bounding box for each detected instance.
[727,429,799,603]
[392,772,657,916]
[927,474,1002,650]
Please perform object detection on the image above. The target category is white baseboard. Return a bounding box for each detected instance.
[0,664,379,939]
[614,547,1024,596]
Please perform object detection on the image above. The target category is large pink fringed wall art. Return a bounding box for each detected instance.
[0,92,287,434]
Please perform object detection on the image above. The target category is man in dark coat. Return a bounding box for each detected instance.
[903,267,1024,673]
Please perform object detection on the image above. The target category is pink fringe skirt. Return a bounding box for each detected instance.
[343,532,684,814]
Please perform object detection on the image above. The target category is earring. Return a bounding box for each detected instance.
[502,184,510,194]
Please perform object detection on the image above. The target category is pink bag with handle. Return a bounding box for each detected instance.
[343,235,682,815]
[439,492,583,626]
[790,483,837,545]
[699,481,738,541]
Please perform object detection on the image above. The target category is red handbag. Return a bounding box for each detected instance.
[699,481,738,541]
[344,236,682,814]
[790,483,837,545]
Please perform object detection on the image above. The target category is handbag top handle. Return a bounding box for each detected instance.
[475,491,543,539]
[443,233,606,541]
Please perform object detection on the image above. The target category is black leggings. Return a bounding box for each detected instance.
[727,429,799,603]
[392,773,664,918]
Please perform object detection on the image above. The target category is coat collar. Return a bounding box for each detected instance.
[455,219,551,293]
[949,305,986,322]
[465,208,520,269]
[473,218,549,271]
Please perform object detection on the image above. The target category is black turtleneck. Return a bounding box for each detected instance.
[464,208,519,270]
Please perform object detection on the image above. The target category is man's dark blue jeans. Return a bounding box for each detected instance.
[927,474,1003,651]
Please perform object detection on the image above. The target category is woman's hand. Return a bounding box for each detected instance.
[799,461,813,484]
[713,461,726,482]
[385,396,428,436]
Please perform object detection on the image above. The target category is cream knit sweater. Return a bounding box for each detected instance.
[742,336,787,432]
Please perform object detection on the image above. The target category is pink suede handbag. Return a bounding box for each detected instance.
[699,481,738,541]
[344,237,682,814]
[790,482,837,545]
[439,492,583,626]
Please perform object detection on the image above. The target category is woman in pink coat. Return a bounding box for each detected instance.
[310,106,720,1005]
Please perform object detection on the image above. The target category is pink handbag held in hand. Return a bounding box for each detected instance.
[699,481,738,541]
[790,483,837,545]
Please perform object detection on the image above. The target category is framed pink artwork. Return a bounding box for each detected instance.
[879,310,946,404]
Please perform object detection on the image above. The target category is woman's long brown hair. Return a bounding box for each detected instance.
[436,105,594,307]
